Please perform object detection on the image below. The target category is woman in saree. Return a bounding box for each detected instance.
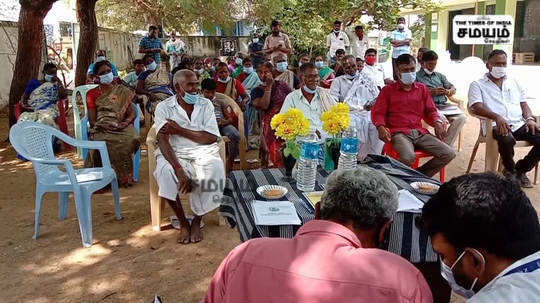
[315,55,335,89]
[251,62,292,168]
[18,63,66,128]
[237,57,261,137]
[136,54,174,114]
[85,60,141,187]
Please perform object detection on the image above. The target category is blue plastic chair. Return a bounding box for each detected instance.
[72,85,141,182]
[9,121,122,247]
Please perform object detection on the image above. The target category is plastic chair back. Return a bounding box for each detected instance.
[71,84,98,158]
[10,122,59,176]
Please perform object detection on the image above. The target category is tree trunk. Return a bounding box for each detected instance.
[74,0,98,86]
[7,0,56,128]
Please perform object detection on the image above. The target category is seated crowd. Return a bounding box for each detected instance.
[15,18,539,303]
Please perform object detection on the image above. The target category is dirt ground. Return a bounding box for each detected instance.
[0,109,538,303]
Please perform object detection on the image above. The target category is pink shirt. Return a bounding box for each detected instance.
[204,220,433,303]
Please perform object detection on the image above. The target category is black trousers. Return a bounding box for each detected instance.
[493,124,540,174]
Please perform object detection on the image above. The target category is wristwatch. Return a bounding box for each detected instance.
[525,116,536,122]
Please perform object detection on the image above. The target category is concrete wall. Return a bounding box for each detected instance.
[97,28,142,71]
[0,21,19,108]
[177,36,250,57]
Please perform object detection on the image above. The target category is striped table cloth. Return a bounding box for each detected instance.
[220,158,438,263]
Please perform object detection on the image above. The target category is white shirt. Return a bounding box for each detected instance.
[166,39,186,54]
[363,64,388,88]
[154,95,220,157]
[468,251,540,303]
[326,31,350,57]
[330,74,357,102]
[348,31,370,60]
[468,74,528,132]
[280,88,324,133]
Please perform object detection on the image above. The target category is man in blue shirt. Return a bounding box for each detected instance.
[139,25,163,65]
[390,17,412,80]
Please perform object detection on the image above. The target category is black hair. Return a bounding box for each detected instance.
[257,61,274,71]
[298,62,316,76]
[422,50,438,62]
[149,25,158,31]
[419,173,540,260]
[242,57,252,64]
[335,49,346,56]
[93,60,112,74]
[354,25,363,31]
[43,62,57,72]
[201,78,217,91]
[397,17,406,23]
[334,20,342,25]
[365,48,377,56]
[395,53,416,66]
[488,49,507,60]
[142,54,154,64]
[171,65,183,76]
[271,20,280,27]
[133,59,144,66]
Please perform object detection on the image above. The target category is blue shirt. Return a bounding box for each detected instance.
[390,29,412,58]
[87,61,118,76]
[139,36,163,64]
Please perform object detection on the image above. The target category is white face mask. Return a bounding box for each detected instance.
[423,68,434,75]
[400,71,416,85]
[398,23,405,30]
[96,56,106,62]
[490,66,506,79]
[253,38,259,43]
[146,61,157,71]
[440,250,484,299]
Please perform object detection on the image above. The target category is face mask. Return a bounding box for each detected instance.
[315,61,324,68]
[346,71,359,80]
[146,61,157,71]
[303,85,317,94]
[490,66,506,79]
[276,61,288,72]
[423,68,434,75]
[99,72,114,84]
[244,67,254,74]
[183,92,199,105]
[44,74,55,82]
[96,56,106,62]
[210,66,216,72]
[398,23,405,30]
[235,58,243,65]
[197,68,205,75]
[400,71,416,85]
[218,76,230,83]
[334,29,340,33]
[253,38,259,43]
[440,250,483,299]
[365,56,377,65]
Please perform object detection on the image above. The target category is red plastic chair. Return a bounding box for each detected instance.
[15,98,72,150]
[383,142,446,182]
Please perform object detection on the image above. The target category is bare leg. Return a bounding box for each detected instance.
[190,215,204,243]
[163,196,191,244]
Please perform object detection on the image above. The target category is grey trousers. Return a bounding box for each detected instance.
[443,113,467,147]
[392,130,456,177]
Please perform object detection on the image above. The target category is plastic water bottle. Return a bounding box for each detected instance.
[338,127,359,170]
[296,131,319,192]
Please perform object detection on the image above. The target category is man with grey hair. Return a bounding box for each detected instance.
[153,69,225,244]
[204,167,433,302]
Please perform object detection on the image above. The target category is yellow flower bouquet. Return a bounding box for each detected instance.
[320,103,351,170]
[271,108,311,159]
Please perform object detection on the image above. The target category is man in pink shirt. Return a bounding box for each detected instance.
[371,53,455,177]
[203,167,433,303]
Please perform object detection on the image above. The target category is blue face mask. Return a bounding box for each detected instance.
[147,61,157,71]
[302,85,317,94]
[244,67,254,74]
[96,56,106,62]
[235,58,243,65]
[276,61,288,72]
[315,61,324,68]
[99,72,114,84]
[183,92,199,105]
[400,71,416,85]
[44,74,55,82]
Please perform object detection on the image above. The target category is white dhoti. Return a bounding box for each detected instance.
[351,111,384,160]
[154,150,225,216]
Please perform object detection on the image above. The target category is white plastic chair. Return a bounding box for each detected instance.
[10,122,122,247]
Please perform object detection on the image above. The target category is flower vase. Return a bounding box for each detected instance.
[282,151,296,182]
[324,138,341,171]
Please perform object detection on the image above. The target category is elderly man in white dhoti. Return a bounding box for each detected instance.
[153,69,225,244]
[330,55,384,159]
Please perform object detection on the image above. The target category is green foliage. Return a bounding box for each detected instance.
[283,140,301,159]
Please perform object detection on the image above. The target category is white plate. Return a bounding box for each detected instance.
[256,185,288,200]
[410,182,440,195]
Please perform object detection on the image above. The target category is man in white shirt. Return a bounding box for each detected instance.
[469,50,539,188]
[330,55,383,159]
[363,48,394,89]
[326,20,350,62]
[419,172,540,303]
[165,30,187,71]
[390,17,412,80]
[348,25,370,60]
[280,63,335,137]
[153,69,225,244]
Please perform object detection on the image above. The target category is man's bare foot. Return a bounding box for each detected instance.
[190,217,203,243]
[177,225,191,244]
